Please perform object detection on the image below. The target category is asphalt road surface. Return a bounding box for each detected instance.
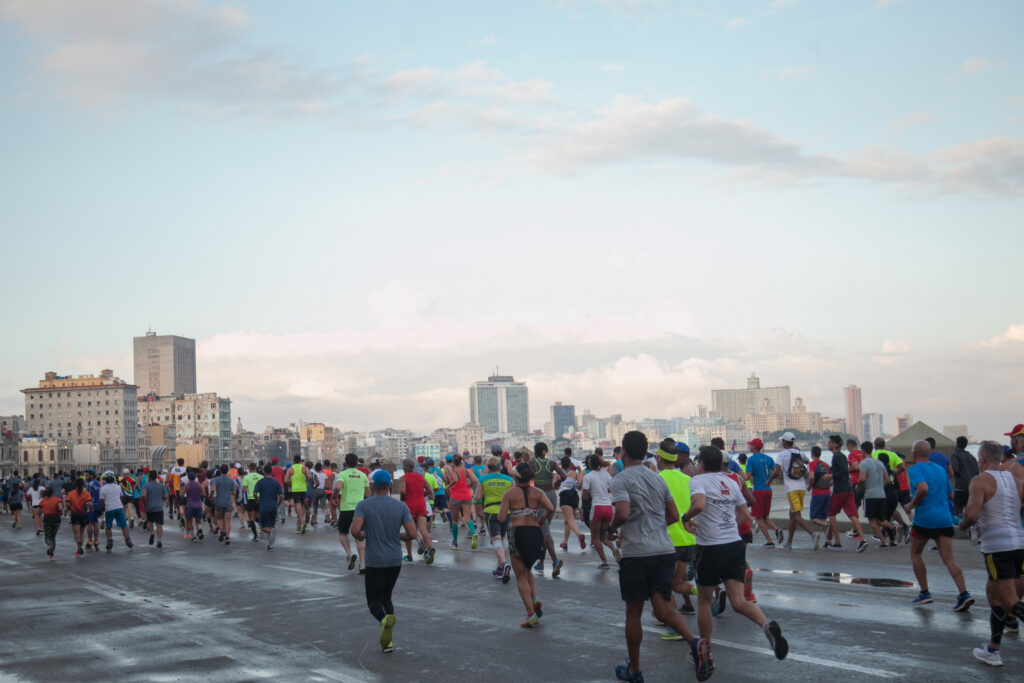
[0,509,1019,682]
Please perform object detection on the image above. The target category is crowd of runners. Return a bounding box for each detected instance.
[2,423,1023,680]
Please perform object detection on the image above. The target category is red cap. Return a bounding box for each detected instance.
[747,438,764,448]
[502,452,510,459]
[1005,424,1024,437]
[271,457,279,464]
[142,466,150,473]
[417,456,425,462]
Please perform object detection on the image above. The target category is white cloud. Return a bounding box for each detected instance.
[473,34,498,47]
[957,57,991,76]
[761,65,816,80]
[887,112,936,131]
[600,63,625,73]
[980,324,1024,347]
[725,17,749,30]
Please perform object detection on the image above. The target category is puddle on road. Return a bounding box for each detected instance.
[755,568,804,575]
[816,572,914,588]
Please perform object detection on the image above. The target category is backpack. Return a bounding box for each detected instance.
[785,450,806,480]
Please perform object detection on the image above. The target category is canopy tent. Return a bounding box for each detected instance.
[885,421,955,456]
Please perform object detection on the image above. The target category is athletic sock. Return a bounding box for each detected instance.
[991,606,1007,646]
[467,521,476,535]
[451,524,459,543]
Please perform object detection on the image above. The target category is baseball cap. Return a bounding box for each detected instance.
[1003,424,1024,437]
[445,454,454,463]
[747,438,764,449]
[234,462,241,469]
[142,467,150,473]
[780,432,796,443]
[417,455,425,463]
[271,457,279,464]
[502,451,510,459]
[424,457,434,466]
[370,469,392,489]
[674,442,690,456]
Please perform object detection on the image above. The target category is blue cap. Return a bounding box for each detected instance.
[445,454,454,462]
[371,469,392,488]
[675,442,690,455]
[424,457,435,466]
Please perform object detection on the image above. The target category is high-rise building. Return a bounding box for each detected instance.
[844,385,864,441]
[133,331,197,397]
[893,413,913,435]
[550,402,576,441]
[863,412,884,443]
[711,373,791,421]
[22,370,139,468]
[469,374,529,434]
[137,392,231,461]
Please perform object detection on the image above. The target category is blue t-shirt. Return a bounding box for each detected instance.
[928,451,950,470]
[727,460,742,476]
[471,464,486,483]
[908,462,953,529]
[746,453,775,491]
[253,477,283,513]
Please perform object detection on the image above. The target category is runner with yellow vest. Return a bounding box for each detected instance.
[655,439,697,642]
[477,456,515,582]
[286,455,311,534]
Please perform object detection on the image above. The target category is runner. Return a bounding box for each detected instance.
[772,433,816,549]
[655,440,697,633]
[874,438,911,535]
[241,462,264,542]
[398,459,435,564]
[529,442,565,575]
[444,453,480,551]
[745,440,782,548]
[85,470,101,550]
[858,443,897,549]
[27,476,45,535]
[806,446,832,549]
[498,462,554,628]
[682,445,789,678]
[37,486,61,560]
[554,453,586,552]
[253,464,284,550]
[6,470,23,530]
[959,441,1024,666]
[286,455,311,533]
[98,471,133,551]
[66,477,92,557]
[425,457,449,529]
[905,440,973,610]
[310,462,327,527]
[140,470,167,548]
[210,467,236,545]
[477,456,514,581]
[335,453,369,572]
[350,469,417,654]
[323,462,338,528]
[608,431,710,683]
[950,436,979,516]
[583,453,616,568]
[471,453,490,532]
[167,459,187,521]
[117,469,137,528]
[825,435,867,552]
[181,470,205,542]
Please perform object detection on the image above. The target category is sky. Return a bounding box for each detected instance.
[1,0,1021,440]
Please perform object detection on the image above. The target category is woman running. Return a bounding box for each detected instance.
[66,478,93,558]
[582,454,616,568]
[498,463,554,628]
[555,455,586,551]
[39,486,63,559]
[28,477,46,535]
[444,454,480,549]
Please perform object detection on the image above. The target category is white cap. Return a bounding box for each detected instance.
[780,432,796,443]
[234,462,241,468]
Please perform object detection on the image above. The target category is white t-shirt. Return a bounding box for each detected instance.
[28,486,45,506]
[583,468,613,506]
[688,473,744,546]
[99,482,124,511]
[775,449,806,493]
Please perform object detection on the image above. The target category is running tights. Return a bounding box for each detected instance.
[364,566,401,622]
[43,516,60,555]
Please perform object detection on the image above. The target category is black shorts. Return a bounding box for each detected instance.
[9,502,22,511]
[694,540,747,587]
[675,545,694,563]
[485,512,508,540]
[146,511,164,526]
[864,498,887,521]
[984,549,1024,581]
[897,490,911,506]
[741,532,753,545]
[509,526,544,568]
[953,490,970,512]
[291,492,307,505]
[337,510,355,534]
[619,553,676,603]
[558,489,580,509]
[910,525,954,540]
[70,513,88,527]
[245,500,260,512]
[884,488,898,519]
[185,507,202,520]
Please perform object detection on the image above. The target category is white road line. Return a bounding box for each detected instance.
[614,624,896,679]
[310,667,373,682]
[265,564,343,578]
[0,558,19,565]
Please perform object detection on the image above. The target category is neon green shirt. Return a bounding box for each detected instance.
[337,468,369,512]
[242,472,263,498]
[660,469,696,546]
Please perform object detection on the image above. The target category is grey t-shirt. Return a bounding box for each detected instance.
[212,475,235,508]
[7,477,23,504]
[142,481,167,512]
[609,464,675,558]
[859,457,887,500]
[354,495,412,568]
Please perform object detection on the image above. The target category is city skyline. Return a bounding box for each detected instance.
[1,2,1021,441]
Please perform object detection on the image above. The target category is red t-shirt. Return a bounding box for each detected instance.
[356,467,370,477]
[67,489,91,515]
[40,496,62,516]
[808,460,831,496]
[848,451,864,485]
[725,472,752,536]
[271,466,285,487]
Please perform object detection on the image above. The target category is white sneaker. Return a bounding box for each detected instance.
[973,645,1002,667]
[813,532,822,551]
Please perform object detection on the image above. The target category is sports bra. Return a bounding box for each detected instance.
[508,485,538,519]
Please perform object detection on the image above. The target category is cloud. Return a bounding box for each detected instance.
[957,57,991,76]
[600,63,625,73]
[887,112,936,131]
[761,65,816,80]
[980,324,1024,348]
[725,17,749,30]
[472,34,498,47]
[880,340,911,353]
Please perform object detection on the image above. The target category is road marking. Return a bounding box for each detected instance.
[614,624,896,678]
[0,558,18,565]
[310,667,373,682]
[266,564,343,578]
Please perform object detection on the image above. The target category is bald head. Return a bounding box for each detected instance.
[912,440,930,461]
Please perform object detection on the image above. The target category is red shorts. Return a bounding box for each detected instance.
[406,504,427,519]
[752,489,772,518]
[591,504,614,525]
[828,491,857,518]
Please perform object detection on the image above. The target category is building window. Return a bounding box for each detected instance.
[49,450,54,461]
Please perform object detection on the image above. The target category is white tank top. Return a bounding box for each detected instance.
[978,470,1024,554]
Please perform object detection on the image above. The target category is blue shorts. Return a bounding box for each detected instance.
[105,509,128,529]
[259,510,277,529]
[433,493,448,510]
[810,494,831,521]
[87,511,99,523]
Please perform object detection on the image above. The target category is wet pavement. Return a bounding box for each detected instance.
[0,508,1019,682]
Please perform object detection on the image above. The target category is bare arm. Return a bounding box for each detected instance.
[735,504,752,528]
[958,475,989,530]
[907,481,928,510]
[682,493,706,535]
[350,515,365,541]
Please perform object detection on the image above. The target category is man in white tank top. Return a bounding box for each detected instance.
[959,440,1024,667]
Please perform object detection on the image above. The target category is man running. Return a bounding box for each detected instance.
[66,477,92,557]
[350,469,417,654]
[530,442,565,575]
[655,440,697,633]
[210,467,236,545]
[335,453,370,572]
[745,440,782,548]
[167,459,187,520]
[826,434,867,552]
[181,470,205,542]
[398,458,435,564]
[6,470,23,530]
[84,470,101,549]
[286,455,311,533]
[478,456,514,582]
[806,446,832,549]
[98,471,133,551]
[241,462,264,542]
[253,464,284,550]
[140,470,168,548]
[772,433,815,549]
[950,436,979,516]
[608,431,710,683]
[906,439,973,610]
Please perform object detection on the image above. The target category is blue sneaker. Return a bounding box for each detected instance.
[614,661,644,682]
[953,592,974,612]
[660,627,683,641]
[534,561,545,572]
[911,591,933,606]
[689,637,714,681]
[552,558,563,577]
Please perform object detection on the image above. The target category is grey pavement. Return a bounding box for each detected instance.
[0,507,1019,682]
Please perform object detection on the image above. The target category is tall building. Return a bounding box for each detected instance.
[137,392,231,461]
[821,417,846,435]
[893,413,913,435]
[863,412,884,443]
[711,373,791,421]
[133,331,197,397]
[469,374,529,434]
[844,385,864,441]
[22,370,138,468]
[550,402,576,440]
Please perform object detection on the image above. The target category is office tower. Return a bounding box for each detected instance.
[133,331,197,396]
[469,374,530,434]
[711,373,791,421]
[863,412,884,443]
[844,385,864,441]
[550,402,576,440]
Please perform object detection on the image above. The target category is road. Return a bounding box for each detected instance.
[0,508,1018,682]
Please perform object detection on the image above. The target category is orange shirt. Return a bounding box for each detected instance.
[67,489,91,515]
[40,496,62,516]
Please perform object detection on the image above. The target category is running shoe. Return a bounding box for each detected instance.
[1004,619,1019,634]
[191,537,198,543]
[534,561,545,572]
[857,540,868,553]
[219,531,225,542]
[501,563,511,584]
[598,562,610,569]
[224,539,230,545]
[379,614,396,650]
[660,627,683,641]
[711,589,727,617]
[403,555,413,562]
[184,533,191,540]
[358,567,366,575]
[552,559,563,577]
[911,591,933,606]
[613,547,622,564]
[266,544,273,551]
[492,567,504,578]
[765,620,788,660]
[75,549,82,558]
[579,534,586,550]
[782,543,792,550]
[149,534,155,545]
[348,554,358,571]
[425,547,436,565]
[748,592,757,603]
[197,529,204,540]
[251,536,260,543]
[417,543,425,556]
[901,524,911,544]
[973,644,1003,667]
[895,525,904,544]
[690,637,714,682]
[520,613,540,628]
[775,528,784,545]
[125,539,134,549]
[448,541,458,549]
[761,542,776,548]
[381,643,394,654]
[471,533,479,550]
[678,603,695,615]
[559,542,568,551]
[614,662,644,682]
[813,531,822,551]
[953,592,975,612]
[532,597,543,618]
